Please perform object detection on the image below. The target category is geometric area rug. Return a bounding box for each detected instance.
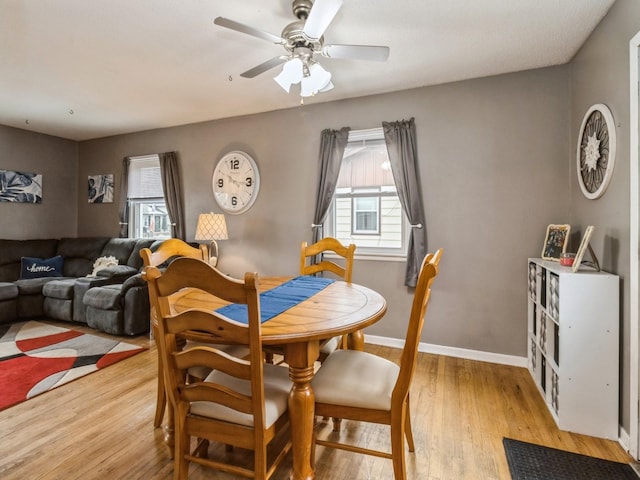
[503,438,640,480]
[0,320,146,412]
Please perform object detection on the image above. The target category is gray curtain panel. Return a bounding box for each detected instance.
[118,157,130,238]
[159,151,186,240]
[312,127,350,245]
[382,118,427,287]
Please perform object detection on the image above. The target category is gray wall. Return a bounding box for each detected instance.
[569,0,640,436]
[77,65,571,359]
[0,125,78,239]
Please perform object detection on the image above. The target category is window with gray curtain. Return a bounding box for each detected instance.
[117,151,185,240]
[324,128,408,257]
[311,127,351,244]
[382,117,427,287]
[159,151,186,240]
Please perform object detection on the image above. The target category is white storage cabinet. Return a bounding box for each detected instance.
[527,258,619,439]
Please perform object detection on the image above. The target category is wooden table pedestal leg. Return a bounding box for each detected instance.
[285,341,319,480]
[347,329,365,351]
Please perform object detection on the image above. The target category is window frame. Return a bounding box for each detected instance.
[126,155,171,240]
[324,128,409,260]
[352,194,381,235]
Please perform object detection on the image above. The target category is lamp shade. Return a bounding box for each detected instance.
[301,63,332,97]
[274,58,304,93]
[194,213,228,241]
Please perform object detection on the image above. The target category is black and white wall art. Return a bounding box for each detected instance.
[88,174,114,203]
[0,169,43,203]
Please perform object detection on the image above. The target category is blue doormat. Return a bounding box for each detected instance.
[503,438,639,480]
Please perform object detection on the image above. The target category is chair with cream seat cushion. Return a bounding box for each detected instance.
[311,249,442,480]
[263,237,356,367]
[300,237,356,360]
[144,257,292,480]
[140,238,243,429]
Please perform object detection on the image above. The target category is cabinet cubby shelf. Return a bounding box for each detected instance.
[527,258,619,440]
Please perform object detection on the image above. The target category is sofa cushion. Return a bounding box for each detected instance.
[57,237,111,277]
[99,238,138,265]
[42,278,76,300]
[0,239,58,282]
[15,277,70,295]
[84,284,124,310]
[20,255,64,279]
[0,282,19,301]
[94,265,137,279]
[128,239,156,270]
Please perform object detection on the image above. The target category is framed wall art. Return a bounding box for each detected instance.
[88,174,114,203]
[541,224,571,261]
[0,169,42,203]
[576,104,616,200]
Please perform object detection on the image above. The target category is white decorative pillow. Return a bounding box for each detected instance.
[89,255,119,277]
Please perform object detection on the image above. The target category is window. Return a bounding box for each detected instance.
[325,128,408,257]
[127,155,171,239]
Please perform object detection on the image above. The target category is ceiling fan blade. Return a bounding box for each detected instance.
[240,57,288,78]
[303,0,343,40]
[214,17,284,45]
[322,44,390,62]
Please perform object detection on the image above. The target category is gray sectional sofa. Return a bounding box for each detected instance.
[0,237,160,335]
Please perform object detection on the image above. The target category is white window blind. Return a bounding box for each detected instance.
[128,155,163,199]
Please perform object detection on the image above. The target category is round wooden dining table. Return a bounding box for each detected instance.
[166,276,387,480]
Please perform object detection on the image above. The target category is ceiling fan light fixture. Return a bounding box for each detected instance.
[301,62,332,97]
[274,57,304,92]
[216,0,388,98]
[319,80,334,93]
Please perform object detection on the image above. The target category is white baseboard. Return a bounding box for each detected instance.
[619,426,631,453]
[364,334,528,368]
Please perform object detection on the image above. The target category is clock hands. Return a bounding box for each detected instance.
[222,172,243,189]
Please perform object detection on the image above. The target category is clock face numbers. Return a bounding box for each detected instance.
[576,104,616,200]
[212,151,260,214]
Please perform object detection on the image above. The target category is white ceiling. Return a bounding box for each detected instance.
[0,0,615,141]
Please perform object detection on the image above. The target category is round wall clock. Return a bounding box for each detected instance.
[212,151,260,214]
[576,103,616,200]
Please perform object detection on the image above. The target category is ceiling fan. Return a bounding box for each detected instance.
[214,0,390,98]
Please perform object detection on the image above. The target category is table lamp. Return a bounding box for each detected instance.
[194,212,228,266]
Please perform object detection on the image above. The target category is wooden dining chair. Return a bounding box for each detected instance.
[300,237,356,361]
[140,238,210,429]
[143,257,292,480]
[311,248,443,480]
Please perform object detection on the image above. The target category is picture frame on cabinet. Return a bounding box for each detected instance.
[541,224,571,261]
[572,225,595,272]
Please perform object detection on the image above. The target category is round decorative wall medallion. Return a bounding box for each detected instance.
[576,103,616,200]
[212,151,260,214]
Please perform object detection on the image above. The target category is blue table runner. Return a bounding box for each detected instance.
[215,276,335,324]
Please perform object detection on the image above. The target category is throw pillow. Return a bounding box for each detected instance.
[89,255,119,277]
[20,255,64,279]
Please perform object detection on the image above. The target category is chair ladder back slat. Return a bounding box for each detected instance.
[181,383,254,416]
[140,238,207,267]
[300,237,356,282]
[174,346,252,381]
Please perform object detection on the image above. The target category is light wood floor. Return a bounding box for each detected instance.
[0,319,634,479]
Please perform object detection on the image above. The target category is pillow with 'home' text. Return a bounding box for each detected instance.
[20,255,64,279]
